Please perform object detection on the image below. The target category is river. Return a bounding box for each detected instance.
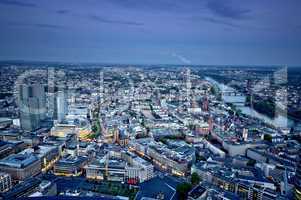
[205,77,294,128]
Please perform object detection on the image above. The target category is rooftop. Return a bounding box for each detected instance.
[0,152,38,168]
[56,156,87,167]
[136,176,182,200]
[188,185,206,199]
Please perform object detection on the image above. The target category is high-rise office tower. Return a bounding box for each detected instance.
[48,89,68,123]
[18,84,46,131]
[56,91,68,123]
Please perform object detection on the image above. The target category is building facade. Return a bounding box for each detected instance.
[18,84,46,131]
[0,172,12,193]
[0,152,41,180]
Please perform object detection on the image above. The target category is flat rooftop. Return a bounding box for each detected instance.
[56,156,87,166]
[0,152,38,168]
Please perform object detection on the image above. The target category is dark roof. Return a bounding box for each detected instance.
[19,197,116,200]
[0,178,41,199]
[188,185,206,199]
[0,140,9,147]
[136,176,183,200]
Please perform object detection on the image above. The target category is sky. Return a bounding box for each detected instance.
[0,0,301,65]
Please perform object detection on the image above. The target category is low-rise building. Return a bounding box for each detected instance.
[50,124,77,138]
[0,152,41,180]
[54,155,88,176]
[0,172,12,193]
[85,150,154,184]
[0,177,41,199]
[33,145,60,172]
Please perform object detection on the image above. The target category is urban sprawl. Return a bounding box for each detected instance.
[0,63,300,200]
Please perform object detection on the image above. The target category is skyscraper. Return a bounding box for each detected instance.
[48,87,68,123]
[18,84,46,131]
[56,91,68,123]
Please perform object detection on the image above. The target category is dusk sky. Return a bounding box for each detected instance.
[0,0,301,65]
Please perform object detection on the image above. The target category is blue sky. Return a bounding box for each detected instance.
[0,0,300,65]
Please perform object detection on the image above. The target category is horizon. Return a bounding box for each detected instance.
[0,59,300,68]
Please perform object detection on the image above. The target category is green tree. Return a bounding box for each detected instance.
[196,154,206,162]
[263,134,272,142]
[247,159,256,166]
[210,86,216,95]
[92,124,98,133]
[191,172,201,186]
[88,119,102,139]
[176,183,192,200]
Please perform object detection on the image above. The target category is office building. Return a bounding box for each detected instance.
[85,150,154,184]
[18,84,46,131]
[0,118,13,129]
[50,124,77,138]
[0,178,41,199]
[54,155,87,176]
[48,90,68,123]
[0,141,13,160]
[56,91,68,123]
[33,145,60,172]
[0,152,41,180]
[0,172,12,193]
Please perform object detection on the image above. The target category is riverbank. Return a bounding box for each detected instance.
[205,77,295,128]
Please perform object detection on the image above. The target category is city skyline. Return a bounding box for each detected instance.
[0,0,301,65]
[0,1,301,199]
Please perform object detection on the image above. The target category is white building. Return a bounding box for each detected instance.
[0,172,12,192]
[56,91,68,123]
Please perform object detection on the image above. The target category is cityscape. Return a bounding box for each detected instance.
[0,1,301,200]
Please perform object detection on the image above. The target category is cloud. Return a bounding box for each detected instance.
[89,15,144,26]
[0,0,36,7]
[107,0,179,12]
[206,0,251,20]
[54,10,144,27]
[171,52,191,64]
[8,22,65,30]
[205,17,283,32]
[56,9,69,15]
[201,17,241,29]
[34,23,65,29]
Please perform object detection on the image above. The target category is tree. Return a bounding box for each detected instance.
[176,183,192,200]
[210,86,216,95]
[196,154,206,162]
[188,124,196,130]
[191,172,201,186]
[92,124,98,133]
[88,119,102,139]
[159,138,168,145]
[263,134,272,142]
[247,159,256,166]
